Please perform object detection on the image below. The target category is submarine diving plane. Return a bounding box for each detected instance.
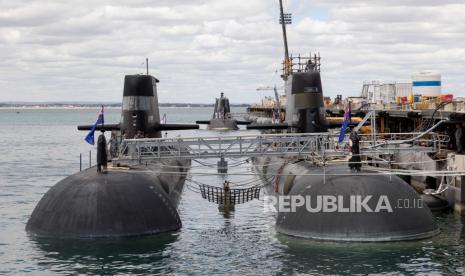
[26,74,199,238]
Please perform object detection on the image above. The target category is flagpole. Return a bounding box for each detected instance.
[101,105,105,129]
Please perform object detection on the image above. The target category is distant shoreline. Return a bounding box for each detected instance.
[0,103,250,110]
[0,106,121,110]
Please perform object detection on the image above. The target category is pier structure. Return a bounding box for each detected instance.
[329,102,465,215]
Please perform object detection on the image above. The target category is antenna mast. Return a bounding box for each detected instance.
[279,0,291,78]
[146,57,149,75]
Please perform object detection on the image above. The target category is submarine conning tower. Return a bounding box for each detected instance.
[246,54,329,132]
[77,74,198,137]
[284,54,328,133]
[195,92,246,130]
[212,92,231,119]
[122,75,162,138]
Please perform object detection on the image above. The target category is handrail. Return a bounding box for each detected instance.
[367,120,446,149]
[122,131,441,143]
[116,131,442,161]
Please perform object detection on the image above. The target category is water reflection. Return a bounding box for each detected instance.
[276,213,465,275]
[278,235,430,274]
[30,233,178,274]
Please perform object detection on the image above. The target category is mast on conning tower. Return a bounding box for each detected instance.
[279,0,291,79]
[146,57,149,75]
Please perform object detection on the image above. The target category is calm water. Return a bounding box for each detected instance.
[0,108,464,275]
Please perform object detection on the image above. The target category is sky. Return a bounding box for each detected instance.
[1,0,464,103]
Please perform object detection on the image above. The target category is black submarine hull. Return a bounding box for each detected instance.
[253,156,439,242]
[26,160,189,238]
[207,118,239,130]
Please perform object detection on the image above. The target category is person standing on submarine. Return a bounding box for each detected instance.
[349,126,361,172]
[97,130,108,174]
[455,124,464,154]
[84,106,107,172]
[109,131,119,159]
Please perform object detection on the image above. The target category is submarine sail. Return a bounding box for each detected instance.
[196,92,251,130]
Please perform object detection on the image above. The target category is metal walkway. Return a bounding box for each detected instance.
[116,132,445,161]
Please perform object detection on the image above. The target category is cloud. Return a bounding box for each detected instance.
[0,0,464,103]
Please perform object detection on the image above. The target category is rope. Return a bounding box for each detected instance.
[133,153,451,171]
[193,159,249,168]
[185,173,274,189]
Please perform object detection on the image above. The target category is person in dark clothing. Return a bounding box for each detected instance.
[455,124,463,154]
[446,125,456,150]
[97,130,108,173]
[349,127,361,172]
[109,131,119,159]
[223,180,230,193]
[134,130,144,139]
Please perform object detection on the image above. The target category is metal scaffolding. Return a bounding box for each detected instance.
[115,132,445,162]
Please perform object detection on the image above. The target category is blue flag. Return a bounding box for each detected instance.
[85,106,104,145]
[338,100,350,144]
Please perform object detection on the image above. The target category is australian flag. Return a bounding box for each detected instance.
[85,106,104,145]
[338,100,350,144]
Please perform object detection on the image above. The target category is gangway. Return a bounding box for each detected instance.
[115,132,444,162]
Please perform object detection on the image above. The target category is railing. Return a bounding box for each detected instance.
[282,54,321,75]
[79,150,95,171]
[358,100,465,113]
[114,132,446,162]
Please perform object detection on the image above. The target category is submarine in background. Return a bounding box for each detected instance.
[196,92,251,130]
[26,74,199,238]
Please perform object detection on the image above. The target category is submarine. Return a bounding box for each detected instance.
[248,57,439,241]
[196,92,251,130]
[245,0,438,241]
[26,74,199,238]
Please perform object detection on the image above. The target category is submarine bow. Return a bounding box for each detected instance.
[26,169,181,238]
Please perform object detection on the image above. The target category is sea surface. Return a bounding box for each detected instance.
[0,108,464,275]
